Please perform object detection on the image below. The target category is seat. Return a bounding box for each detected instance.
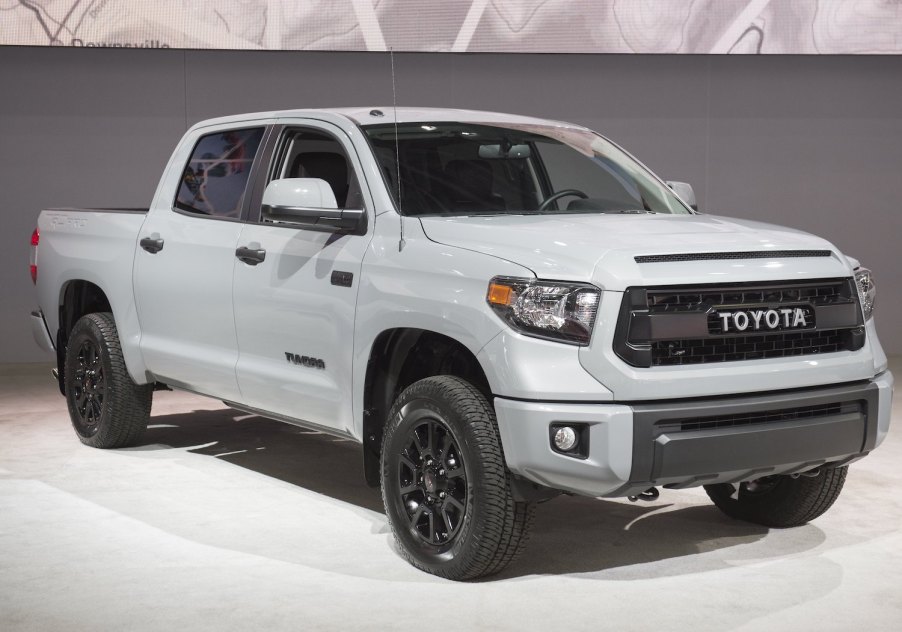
[289,152,349,207]
[441,159,507,212]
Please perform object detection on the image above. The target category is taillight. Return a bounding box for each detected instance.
[30,228,39,284]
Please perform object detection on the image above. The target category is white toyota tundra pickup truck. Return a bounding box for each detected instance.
[30,107,893,580]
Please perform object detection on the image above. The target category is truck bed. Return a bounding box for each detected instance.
[35,207,151,382]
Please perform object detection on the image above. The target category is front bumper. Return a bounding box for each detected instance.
[495,371,893,498]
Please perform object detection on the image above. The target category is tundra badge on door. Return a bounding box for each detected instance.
[285,352,326,369]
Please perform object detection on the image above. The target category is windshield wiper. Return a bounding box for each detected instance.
[413,210,547,217]
[412,209,658,217]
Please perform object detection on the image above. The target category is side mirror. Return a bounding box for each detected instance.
[666,181,698,212]
[261,178,366,234]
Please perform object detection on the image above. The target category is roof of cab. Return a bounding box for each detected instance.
[187,107,584,132]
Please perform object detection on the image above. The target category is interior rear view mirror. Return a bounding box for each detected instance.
[478,144,531,159]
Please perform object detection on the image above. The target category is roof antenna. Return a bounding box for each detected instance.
[390,47,405,251]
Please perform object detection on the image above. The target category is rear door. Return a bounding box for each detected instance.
[133,123,268,399]
[231,121,374,432]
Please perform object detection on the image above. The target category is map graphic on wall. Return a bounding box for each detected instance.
[2,0,900,54]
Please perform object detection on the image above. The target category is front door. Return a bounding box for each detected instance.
[232,122,374,432]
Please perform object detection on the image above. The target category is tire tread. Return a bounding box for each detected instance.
[705,466,847,528]
[381,375,535,580]
[65,312,152,449]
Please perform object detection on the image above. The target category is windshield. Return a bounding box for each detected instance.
[362,122,691,216]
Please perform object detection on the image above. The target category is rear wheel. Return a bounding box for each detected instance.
[64,313,153,448]
[704,467,847,528]
[381,375,534,580]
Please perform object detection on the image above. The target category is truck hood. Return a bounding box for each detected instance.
[418,213,854,290]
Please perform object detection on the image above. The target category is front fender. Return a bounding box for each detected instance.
[351,215,533,438]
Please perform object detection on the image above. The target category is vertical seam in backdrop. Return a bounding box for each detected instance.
[183,50,189,131]
[704,55,711,211]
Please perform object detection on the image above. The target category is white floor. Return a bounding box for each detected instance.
[1,361,900,632]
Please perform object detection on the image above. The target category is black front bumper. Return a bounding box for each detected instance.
[608,380,879,497]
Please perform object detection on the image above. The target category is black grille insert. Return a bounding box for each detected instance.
[647,281,847,314]
[652,329,847,366]
[659,401,862,433]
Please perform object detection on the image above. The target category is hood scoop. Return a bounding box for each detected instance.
[634,250,833,264]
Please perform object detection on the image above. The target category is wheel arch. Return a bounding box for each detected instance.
[361,328,493,487]
[52,269,153,392]
[55,280,115,395]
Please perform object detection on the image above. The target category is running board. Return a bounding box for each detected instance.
[222,400,356,442]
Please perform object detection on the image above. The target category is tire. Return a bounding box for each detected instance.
[380,375,535,580]
[704,467,847,528]
[64,312,153,448]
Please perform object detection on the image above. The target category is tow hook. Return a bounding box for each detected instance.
[795,468,822,479]
[628,487,660,502]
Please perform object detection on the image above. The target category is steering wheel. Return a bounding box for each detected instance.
[537,189,588,212]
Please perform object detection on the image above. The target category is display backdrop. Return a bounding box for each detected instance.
[2,0,901,53]
[2,47,901,364]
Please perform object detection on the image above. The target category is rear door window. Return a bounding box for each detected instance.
[175,127,264,218]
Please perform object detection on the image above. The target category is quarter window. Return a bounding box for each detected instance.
[176,127,264,218]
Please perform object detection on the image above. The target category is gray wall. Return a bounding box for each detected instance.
[1,47,900,363]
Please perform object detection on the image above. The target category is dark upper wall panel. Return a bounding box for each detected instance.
[183,50,396,121]
[0,47,187,207]
[180,51,709,120]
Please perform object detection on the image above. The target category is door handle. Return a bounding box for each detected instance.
[140,236,164,254]
[236,245,266,265]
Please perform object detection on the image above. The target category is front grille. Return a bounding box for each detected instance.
[659,401,861,433]
[614,278,864,368]
[635,250,833,264]
[653,329,846,366]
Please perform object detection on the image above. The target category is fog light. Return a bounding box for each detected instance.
[553,426,578,452]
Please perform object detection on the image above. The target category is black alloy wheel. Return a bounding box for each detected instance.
[397,417,468,548]
[71,339,106,437]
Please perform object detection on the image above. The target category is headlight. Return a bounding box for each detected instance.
[486,276,600,345]
[855,267,876,320]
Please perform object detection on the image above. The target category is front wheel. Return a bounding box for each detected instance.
[381,376,535,580]
[64,312,153,448]
[704,467,847,528]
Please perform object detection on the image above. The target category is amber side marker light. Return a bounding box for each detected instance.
[487,281,515,306]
